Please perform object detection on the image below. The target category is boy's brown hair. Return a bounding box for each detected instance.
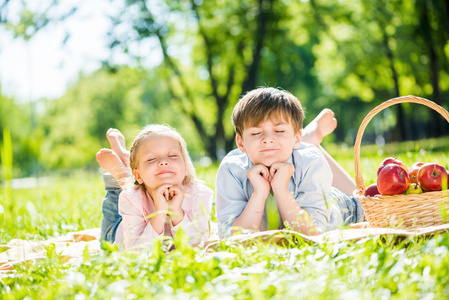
[231,87,304,136]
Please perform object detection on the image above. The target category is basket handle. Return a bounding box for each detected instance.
[354,95,449,195]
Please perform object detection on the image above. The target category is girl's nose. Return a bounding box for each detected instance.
[158,158,169,166]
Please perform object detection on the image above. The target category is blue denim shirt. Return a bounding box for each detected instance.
[215,143,344,238]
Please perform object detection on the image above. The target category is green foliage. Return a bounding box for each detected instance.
[1,128,12,182]
[2,0,449,175]
[0,91,41,177]
[0,172,103,243]
[3,224,449,298]
[40,68,144,169]
[38,66,208,171]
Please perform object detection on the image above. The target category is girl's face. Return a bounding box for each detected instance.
[133,134,187,192]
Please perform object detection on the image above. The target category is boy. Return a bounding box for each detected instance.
[216,87,363,238]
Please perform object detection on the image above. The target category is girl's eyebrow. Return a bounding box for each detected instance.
[140,152,156,159]
[142,148,182,156]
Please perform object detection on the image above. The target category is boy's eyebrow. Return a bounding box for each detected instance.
[247,120,289,128]
[265,119,289,126]
[272,120,288,125]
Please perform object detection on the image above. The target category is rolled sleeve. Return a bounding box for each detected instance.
[294,154,334,232]
[171,186,213,244]
[215,162,248,239]
[118,192,163,251]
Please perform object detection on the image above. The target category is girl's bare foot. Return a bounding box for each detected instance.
[302,109,337,146]
[106,128,130,167]
[96,148,131,187]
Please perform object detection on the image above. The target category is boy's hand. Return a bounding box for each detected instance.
[269,162,295,193]
[246,164,271,198]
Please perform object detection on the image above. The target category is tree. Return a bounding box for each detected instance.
[2,0,449,167]
[40,68,150,169]
[107,0,285,160]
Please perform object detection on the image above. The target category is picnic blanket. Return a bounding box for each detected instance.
[2,223,449,277]
[0,228,101,275]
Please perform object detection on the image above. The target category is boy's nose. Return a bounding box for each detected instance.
[262,133,274,143]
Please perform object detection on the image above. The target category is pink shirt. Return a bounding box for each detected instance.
[115,183,213,251]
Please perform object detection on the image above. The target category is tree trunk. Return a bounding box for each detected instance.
[420,1,444,137]
[381,29,408,141]
[241,0,274,94]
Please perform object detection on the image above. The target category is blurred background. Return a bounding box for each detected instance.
[1,0,449,178]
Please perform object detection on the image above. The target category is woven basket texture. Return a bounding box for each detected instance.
[353,95,449,228]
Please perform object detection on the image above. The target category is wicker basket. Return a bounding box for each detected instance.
[353,95,449,228]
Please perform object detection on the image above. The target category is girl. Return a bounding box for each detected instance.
[96,125,213,251]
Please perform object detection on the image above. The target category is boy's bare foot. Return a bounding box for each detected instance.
[302,109,337,146]
[106,128,130,167]
[96,148,131,186]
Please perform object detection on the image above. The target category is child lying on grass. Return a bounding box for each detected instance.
[96,124,213,251]
[216,87,364,238]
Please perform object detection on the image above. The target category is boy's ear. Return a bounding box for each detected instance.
[236,134,247,153]
[293,129,302,148]
[133,169,144,184]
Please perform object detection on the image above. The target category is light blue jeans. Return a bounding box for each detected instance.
[331,187,365,224]
[100,174,122,243]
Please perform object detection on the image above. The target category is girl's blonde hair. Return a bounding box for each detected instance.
[129,124,197,191]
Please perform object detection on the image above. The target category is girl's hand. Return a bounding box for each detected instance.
[246,164,271,198]
[269,162,295,193]
[167,185,185,226]
[151,184,171,211]
[168,185,185,211]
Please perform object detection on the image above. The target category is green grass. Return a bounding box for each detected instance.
[1,138,449,299]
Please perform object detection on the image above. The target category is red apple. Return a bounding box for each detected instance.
[377,164,410,195]
[377,157,408,176]
[409,162,424,184]
[364,183,380,197]
[417,163,447,192]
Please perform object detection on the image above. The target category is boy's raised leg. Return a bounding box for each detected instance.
[96,148,131,187]
[106,128,130,168]
[303,109,356,194]
[302,109,337,146]
[317,145,356,194]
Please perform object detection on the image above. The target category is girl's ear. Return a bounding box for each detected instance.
[236,134,246,153]
[293,129,302,149]
[133,169,144,184]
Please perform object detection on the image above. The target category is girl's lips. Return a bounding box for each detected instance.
[260,148,278,152]
[156,170,174,175]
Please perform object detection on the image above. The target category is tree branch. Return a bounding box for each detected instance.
[241,0,274,94]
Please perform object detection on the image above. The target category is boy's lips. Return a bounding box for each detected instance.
[260,148,279,152]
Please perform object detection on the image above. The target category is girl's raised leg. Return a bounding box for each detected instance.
[106,128,130,168]
[96,148,131,187]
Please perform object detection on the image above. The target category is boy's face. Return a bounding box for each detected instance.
[236,116,302,167]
